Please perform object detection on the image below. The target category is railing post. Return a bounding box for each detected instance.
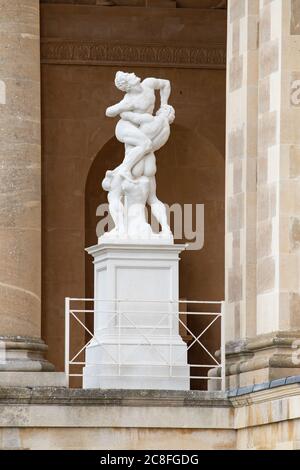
[65,297,70,388]
[221,301,226,392]
[118,299,121,377]
[169,300,172,378]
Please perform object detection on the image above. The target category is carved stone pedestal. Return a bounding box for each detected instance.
[83,242,190,390]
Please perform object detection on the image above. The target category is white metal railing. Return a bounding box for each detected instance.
[65,298,225,391]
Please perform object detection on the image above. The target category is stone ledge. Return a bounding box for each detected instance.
[0,372,67,388]
[228,374,300,398]
[0,387,229,407]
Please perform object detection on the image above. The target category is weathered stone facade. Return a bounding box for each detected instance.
[225,0,300,387]
[1,0,300,450]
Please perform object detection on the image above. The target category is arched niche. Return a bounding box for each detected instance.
[85,123,224,299]
[85,124,225,388]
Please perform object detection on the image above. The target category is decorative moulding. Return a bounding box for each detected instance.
[41,40,226,69]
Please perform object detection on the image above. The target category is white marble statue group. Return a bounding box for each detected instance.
[100,71,175,243]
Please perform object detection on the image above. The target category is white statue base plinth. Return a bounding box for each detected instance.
[83,242,190,390]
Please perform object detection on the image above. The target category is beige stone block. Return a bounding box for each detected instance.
[226,162,234,198]
[257,256,275,294]
[0,117,40,147]
[257,220,272,258]
[233,160,243,194]
[225,301,236,342]
[228,127,245,160]
[281,180,300,215]
[227,193,244,231]
[289,109,300,144]
[229,55,244,92]
[259,76,270,113]
[259,39,279,78]
[245,113,258,158]
[0,194,40,232]
[0,228,41,298]
[0,143,40,167]
[257,183,276,221]
[280,253,299,291]
[231,19,240,57]
[232,230,241,267]
[270,0,283,42]
[0,78,40,122]
[0,372,67,387]
[257,156,268,184]
[290,72,300,108]
[0,285,40,337]
[267,145,280,183]
[290,217,300,252]
[258,111,277,149]
[228,266,243,302]
[228,87,244,130]
[247,14,259,51]
[259,3,271,44]
[246,49,259,85]
[234,302,241,339]
[291,0,300,35]
[230,0,246,24]
[268,72,280,114]
[290,146,300,178]
[0,32,40,81]
[290,293,300,328]
[245,157,257,192]
[0,1,40,31]
[256,291,278,334]
[17,427,236,450]
[248,0,259,16]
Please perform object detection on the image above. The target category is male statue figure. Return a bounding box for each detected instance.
[100,71,175,242]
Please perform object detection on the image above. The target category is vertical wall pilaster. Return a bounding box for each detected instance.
[257,0,300,334]
[226,0,259,343]
[256,0,282,334]
[226,0,300,386]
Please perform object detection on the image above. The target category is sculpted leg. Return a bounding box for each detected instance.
[108,191,125,234]
[115,121,153,180]
[147,177,171,235]
[105,173,125,234]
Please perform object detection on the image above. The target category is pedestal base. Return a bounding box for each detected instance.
[225,331,300,388]
[83,242,189,390]
[0,336,65,387]
[0,336,55,372]
[83,337,190,390]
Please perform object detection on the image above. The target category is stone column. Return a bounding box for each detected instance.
[225,0,259,386]
[226,0,300,387]
[0,0,53,374]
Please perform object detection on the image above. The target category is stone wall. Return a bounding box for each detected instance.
[226,0,300,386]
[40,4,227,372]
[1,386,300,449]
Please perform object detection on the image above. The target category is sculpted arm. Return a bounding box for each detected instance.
[143,78,171,106]
[120,111,153,125]
[106,97,133,118]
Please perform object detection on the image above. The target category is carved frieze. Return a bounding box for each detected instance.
[41,40,226,69]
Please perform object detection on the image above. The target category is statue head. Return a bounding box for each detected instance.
[115,71,141,93]
[156,104,175,124]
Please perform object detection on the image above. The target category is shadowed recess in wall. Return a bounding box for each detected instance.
[40,0,227,8]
